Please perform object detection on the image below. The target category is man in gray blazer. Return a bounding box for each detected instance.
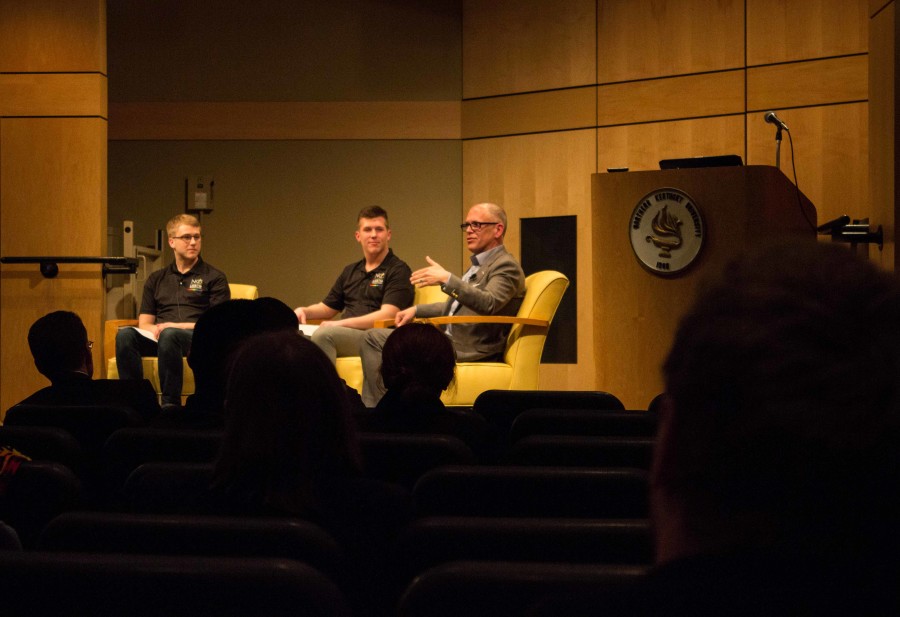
[359,202,525,407]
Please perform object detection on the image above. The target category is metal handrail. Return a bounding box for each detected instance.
[0,256,139,278]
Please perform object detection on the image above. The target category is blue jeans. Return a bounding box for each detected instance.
[115,327,193,406]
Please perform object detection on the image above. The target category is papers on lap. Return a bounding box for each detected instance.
[298,324,319,337]
[122,326,158,342]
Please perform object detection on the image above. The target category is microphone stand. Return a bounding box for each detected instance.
[774,126,783,170]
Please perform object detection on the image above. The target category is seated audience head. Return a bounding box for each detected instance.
[655,241,900,566]
[212,331,362,514]
[381,323,456,402]
[27,311,93,382]
[187,297,298,410]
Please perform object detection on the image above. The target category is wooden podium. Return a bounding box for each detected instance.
[591,165,817,409]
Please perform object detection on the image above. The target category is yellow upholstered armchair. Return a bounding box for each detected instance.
[434,270,568,405]
[103,283,260,396]
[373,270,569,406]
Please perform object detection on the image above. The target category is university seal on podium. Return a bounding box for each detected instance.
[629,187,704,275]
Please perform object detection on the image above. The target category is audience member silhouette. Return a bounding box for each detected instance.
[209,331,411,616]
[13,311,159,420]
[380,322,456,408]
[595,241,900,616]
[358,322,493,458]
[152,297,363,428]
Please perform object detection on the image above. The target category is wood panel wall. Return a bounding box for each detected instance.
[461,0,882,407]
[869,0,898,270]
[0,0,108,416]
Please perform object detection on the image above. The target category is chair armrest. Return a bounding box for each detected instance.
[104,319,139,365]
[373,316,549,329]
[420,315,549,327]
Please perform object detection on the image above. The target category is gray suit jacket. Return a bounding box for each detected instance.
[416,246,525,362]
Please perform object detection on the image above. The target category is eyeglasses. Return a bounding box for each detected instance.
[172,234,202,242]
[459,221,499,231]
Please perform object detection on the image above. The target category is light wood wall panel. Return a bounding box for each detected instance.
[0,0,106,72]
[0,74,107,118]
[0,0,107,415]
[747,55,868,111]
[463,0,596,98]
[1,118,107,415]
[463,129,597,391]
[598,0,744,83]
[869,0,897,270]
[461,0,882,398]
[747,0,868,65]
[461,88,595,139]
[1,120,107,255]
[747,103,869,233]
[109,101,461,141]
[598,115,746,174]
[598,71,744,126]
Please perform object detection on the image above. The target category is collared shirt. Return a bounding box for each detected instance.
[448,254,482,317]
[323,249,414,318]
[446,245,504,335]
[140,258,230,323]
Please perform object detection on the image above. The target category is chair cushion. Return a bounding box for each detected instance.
[448,363,513,406]
[335,358,363,394]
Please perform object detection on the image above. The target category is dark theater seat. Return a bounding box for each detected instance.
[413,465,649,518]
[472,389,626,438]
[397,560,646,617]
[397,516,653,582]
[501,435,655,469]
[0,461,82,548]
[0,552,351,617]
[37,511,343,579]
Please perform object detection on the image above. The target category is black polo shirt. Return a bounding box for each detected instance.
[140,258,230,323]
[322,249,414,318]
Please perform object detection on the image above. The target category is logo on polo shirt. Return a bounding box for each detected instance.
[370,272,385,287]
[188,278,203,292]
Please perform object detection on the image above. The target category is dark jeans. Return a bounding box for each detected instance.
[115,327,193,406]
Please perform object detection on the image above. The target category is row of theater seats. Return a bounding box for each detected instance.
[0,432,654,544]
[1,389,660,616]
[3,522,650,616]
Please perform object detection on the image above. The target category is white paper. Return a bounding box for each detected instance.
[298,324,319,337]
[122,326,158,342]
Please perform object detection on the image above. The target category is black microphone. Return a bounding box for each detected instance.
[764,111,789,131]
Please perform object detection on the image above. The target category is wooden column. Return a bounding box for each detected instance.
[0,0,108,416]
[870,0,898,271]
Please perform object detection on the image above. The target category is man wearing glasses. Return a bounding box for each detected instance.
[359,202,525,407]
[115,213,230,408]
[13,311,160,421]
